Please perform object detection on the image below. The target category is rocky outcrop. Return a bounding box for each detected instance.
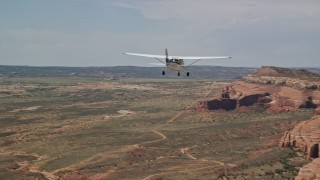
[296,158,320,180]
[243,75,320,90]
[238,93,271,107]
[197,99,237,111]
[280,108,320,180]
[249,66,320,79]
[197,81,320,112]
[279,111,320,159]
[197,66,320,112]
[243,66,320,90]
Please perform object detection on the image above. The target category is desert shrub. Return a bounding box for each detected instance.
[275,169,284,174]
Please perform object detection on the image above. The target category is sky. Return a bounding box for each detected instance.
[0,0,319,67]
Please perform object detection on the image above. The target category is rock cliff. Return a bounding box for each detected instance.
[280,108,320,180]
[197,81,320,112]
[280,108,320,159]
[296,158,320,180]
[197,67,320,112]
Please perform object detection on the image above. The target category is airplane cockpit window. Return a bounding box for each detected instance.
[177,59,183,65]
[169,59,184,65]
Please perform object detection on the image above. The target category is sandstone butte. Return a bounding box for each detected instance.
[197,66,320,179]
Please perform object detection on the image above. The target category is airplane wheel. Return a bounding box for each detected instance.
[187,72,190,76]
[178,72,180,76]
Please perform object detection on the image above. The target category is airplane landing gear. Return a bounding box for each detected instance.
[162,71,165,76]
[186,72,190,77]
[178,72,180,76]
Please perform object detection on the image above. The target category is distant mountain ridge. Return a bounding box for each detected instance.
[0,65,256,80]
[0,65,319,80]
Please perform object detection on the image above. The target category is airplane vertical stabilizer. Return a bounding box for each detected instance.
[165,48,169,62]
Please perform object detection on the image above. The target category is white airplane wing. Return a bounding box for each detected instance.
[179,56,231,67]
[124,51,231,67]
[124,53,166,59]
[171,56,231,60]
[124,53,231,60]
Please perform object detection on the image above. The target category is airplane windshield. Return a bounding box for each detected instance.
[171,59,184,65]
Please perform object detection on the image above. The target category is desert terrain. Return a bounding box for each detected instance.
[0,66,319,179]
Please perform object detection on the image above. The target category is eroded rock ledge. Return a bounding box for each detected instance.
[280,109,320,158]
[296,158,320,180]
[243,75,320,90]
[244,66,320,91]
[280,108,320,180]
[197,81,320,113]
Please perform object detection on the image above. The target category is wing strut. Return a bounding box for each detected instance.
[155,58,166,64]
[185,59,202,67]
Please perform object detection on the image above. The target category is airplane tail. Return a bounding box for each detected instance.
[165,48,169,63]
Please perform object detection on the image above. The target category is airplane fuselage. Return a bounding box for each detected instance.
[166,59,184,72]
[166,62,184,71]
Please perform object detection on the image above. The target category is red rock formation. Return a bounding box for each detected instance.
[197,81,320,112]
[197,99,237,111]
[316,107,320,115]
[279,112,320,159]
[280,108,320,180]
[296,158,320,180]
[197,101,209,112]
[243,66,320,90]
[238,93,271,107]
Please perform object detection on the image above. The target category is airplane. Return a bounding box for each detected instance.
[124,49,231,76]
